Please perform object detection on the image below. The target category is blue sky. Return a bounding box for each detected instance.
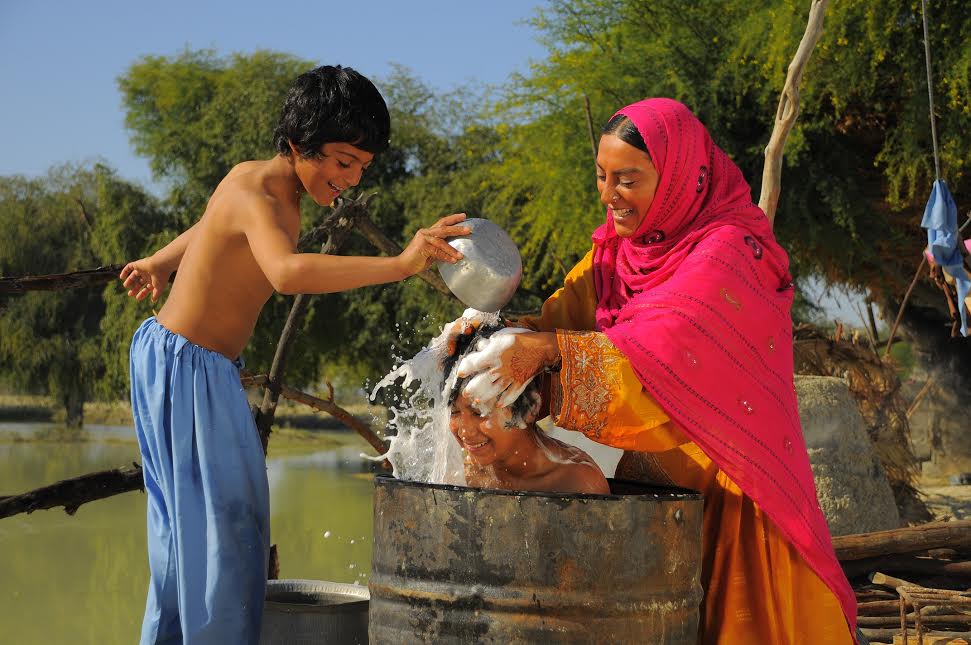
[0,0,547,189]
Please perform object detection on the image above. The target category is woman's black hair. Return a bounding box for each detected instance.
[443,322,541,423]
[602,114,649,155]
[273,65,391,157]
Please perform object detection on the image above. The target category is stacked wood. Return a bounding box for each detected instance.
[843,522,971,644]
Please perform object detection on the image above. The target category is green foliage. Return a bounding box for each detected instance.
[497,0,971,301]
[0,165,169,423]
[120,49,310,223]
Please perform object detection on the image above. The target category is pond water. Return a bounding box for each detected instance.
[0,423,376,645]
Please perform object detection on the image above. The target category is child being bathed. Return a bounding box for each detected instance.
[443,324,609,495]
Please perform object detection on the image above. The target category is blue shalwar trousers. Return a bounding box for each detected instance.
[130,318,270,644]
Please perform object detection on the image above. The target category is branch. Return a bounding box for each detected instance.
[0,210,339,297]
[353,213,453,297]
[255,195,368,451]
[0,264,124,294]
[583,95,598,166]
[242,374,391,468]
[885,256,928,355]
[0,463,143,520]
[759,0,829,224]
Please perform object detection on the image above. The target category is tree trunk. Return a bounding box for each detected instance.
[63,389,84,429]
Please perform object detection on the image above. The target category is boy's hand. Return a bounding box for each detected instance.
[119,256,170,302]
[396,213,471,276]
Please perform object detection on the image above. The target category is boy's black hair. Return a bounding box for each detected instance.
[443,321,541,423]
[273,65,391,157]
[603,114,650,156]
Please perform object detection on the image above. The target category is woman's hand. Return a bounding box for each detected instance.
[457,330,560,408]
[119,256,171,302]
[396,213,470,276]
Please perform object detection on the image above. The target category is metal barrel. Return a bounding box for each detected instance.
[368,475,703,644]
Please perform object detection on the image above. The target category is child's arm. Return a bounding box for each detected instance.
[245,201,470,295]
[119,221,201,302]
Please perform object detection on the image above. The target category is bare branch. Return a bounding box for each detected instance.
[0,463,143,520]
[354,213,453,297]
[759,0,829,224]
[242,373,391,467]
[0,265,124,294]
[255,195,367,451]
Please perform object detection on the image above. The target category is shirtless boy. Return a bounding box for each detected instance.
[119,65,468,645]
[445,324,609,495]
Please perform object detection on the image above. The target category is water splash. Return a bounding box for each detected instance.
[369,309,500,484]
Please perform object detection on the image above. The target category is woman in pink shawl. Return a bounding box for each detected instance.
[460,98,857,644]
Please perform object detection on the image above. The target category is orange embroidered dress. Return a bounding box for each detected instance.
[524,248,853,645]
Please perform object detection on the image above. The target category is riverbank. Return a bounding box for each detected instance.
[0,393,389,457]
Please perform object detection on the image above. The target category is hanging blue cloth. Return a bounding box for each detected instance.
[921,179,970,336]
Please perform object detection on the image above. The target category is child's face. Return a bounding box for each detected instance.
[449,392,526,467]
[292,141,373,206]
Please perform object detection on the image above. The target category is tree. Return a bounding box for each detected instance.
[0,165,168,426]
[491,0,971,468]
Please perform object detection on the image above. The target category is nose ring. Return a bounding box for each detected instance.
[611,194,620,202]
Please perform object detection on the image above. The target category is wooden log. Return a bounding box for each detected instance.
[0,463,143,519]
[859,613,971,627]
[862,630,971,645]
[845,554,971,580]
[835,521,971,561]
[859,600,908,616]
[860,627,899,643]
[870,571,917,589]
[0,264,124,294]
[893,637,971,645]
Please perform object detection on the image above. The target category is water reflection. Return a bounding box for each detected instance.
[0,424,376,645]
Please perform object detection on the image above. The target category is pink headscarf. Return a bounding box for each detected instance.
[594,98,856,633]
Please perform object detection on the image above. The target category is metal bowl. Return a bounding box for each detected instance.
[437,218,522,312]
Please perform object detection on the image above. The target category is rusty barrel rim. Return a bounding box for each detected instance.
[373,473,702,501]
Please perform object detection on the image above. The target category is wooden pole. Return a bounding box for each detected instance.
[759,0,829,224]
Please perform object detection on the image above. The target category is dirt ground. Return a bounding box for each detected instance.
[920,474,971,521]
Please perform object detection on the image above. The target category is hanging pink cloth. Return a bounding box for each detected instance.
[593,98,856,632]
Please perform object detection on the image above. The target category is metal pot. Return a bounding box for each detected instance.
[260,579,369,645]
[437,218,522,312]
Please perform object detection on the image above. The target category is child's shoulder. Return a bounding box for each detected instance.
[210,162,289,218]
[543,437,610,495]
[555,460,610,495]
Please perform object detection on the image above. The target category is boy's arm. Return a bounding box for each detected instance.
[245,200,469,295]
[119,221,201,302]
